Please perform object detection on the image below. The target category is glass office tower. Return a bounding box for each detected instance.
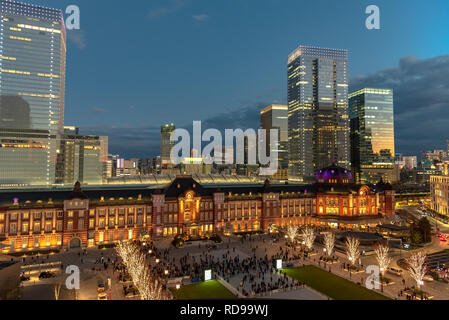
[0,0,66,186]
[260,105,288,170]
[288,46,350,181]
[161,124,175,165]
[56,133,108,186]
[349,88,395,183]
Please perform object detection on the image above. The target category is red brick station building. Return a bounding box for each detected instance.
[0,165,395,253]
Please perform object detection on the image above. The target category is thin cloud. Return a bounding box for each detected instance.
[148,0,190,19]
[351,54,449,156]
[193,14,209,21]
[67,30,86,49]
[92,107,108,114]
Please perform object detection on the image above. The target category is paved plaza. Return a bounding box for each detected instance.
[12,223,449,300]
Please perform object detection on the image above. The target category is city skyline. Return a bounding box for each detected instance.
[15,0,449,159]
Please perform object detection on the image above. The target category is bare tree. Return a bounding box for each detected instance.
[116,241,170,300]
[302,227,316,251]
[323,232,335,257]
[345,236,360,267]
[374,243,392,276]
[286,226,299,244]
[406,252,427,290]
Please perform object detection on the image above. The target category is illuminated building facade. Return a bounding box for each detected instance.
[161,124,175,166]
[0,168,394,253]
[350,88,395,183]
[0,0,66,186]
[260,105,288,173]
[288,46,350,181]
[430,175,449,216]
[55,133,108,185]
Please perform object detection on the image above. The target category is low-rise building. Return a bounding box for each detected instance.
[0,165,395,253]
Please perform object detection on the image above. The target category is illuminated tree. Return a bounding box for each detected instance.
[302,227,316,251]
[323,232,335,257]
[116,241,169,300]
[407,252,427,290]
[286,226,298,244]
[374,243,392,276]
[345,236,360,266]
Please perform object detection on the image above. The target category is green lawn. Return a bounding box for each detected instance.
[170,281,237,300]
[282,266,390,300]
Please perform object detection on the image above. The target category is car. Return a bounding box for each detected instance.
[98,292,108,300]
[423,275,434,282]
[20,274,30,282]
[387,267,403,276]
[38,271,55,279]
[97,283,105,293]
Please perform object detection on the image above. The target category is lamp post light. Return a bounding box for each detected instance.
[155,258,160,264]
[164,269,169,276]
[176,284,181,290]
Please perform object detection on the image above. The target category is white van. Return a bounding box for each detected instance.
[388,267,403,276]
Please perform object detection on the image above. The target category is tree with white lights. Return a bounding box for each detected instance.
[323,232,335,257]
[286,226,298,244]
[302,227,316,251]
[407,252,427,290]
[374,243,392,276]
[345,236,360,267]
[116,241,169,300]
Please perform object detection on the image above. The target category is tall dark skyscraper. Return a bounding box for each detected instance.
[349,88,395,183]
[160,123,175,166]
[0,0,66,186]
[260,104,288,170]
[287,46,350,181]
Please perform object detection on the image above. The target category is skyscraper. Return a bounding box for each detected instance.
[349,88,395,183]
[160,123,175,166]
[0,0,66,186]
[260,104,288,170]
[288,46,350,181]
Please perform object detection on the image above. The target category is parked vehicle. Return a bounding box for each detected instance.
[97,283,105,293]
[39,271,55,279]
[388,267,403,276]
[98,292,108,300]
[423,275,434,282]
[20,274,30,282]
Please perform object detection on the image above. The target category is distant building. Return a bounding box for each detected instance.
[403,156,418,170]
[350,88,395,184]
[431,175,449,216]
[288,46,350,181]
[56,133,108,185]
[422,150,447,163]
[161,124,176,166]
[0,166,395,253]
[260,105,288,170]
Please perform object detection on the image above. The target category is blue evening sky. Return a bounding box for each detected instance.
[28,0,449,157]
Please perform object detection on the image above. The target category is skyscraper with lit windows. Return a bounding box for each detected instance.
[349,88,395,183]
[0,0,66,186]
[260,104,288,170]
[287,46,350,181]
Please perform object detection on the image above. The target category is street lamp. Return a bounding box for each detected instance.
[176,284,181,290]
[155,258,160,264]
[164,269,169,276]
